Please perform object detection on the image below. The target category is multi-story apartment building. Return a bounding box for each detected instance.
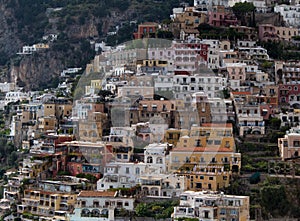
[208,5,238,27]
[275,61,300,85]
[278,83,300,108]
[117,86,154,100]
[173,41,208,73]
[230,25,257,41]
[43,98,72,120]
[274,4,300,28]
[258,24,299,42]
[58,141,113,178]
[173,191,250,221]
[278,109,300,127]
[232,91,265,136]
[17,188,77,220]
[133,22,159,39]
[4,91,28,105]
[278,126,300,160]
[168,123,240,191]
[238,46,269,60]
[97,161,147,190]
[171,7,206,39]
[78,111,108,142]
[136,59,169,75]
[140,173,186,197]
[173,74,226,99]
[226,62,247,84]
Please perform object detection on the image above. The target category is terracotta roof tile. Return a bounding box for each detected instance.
[201,123,232,128]
[172,147,234,152]
[231,91,251,95]
[78,191,117,198]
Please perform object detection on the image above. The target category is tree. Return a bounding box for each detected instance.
[232,2,255,26]
[135,203,148,217]
[269,118,281,129]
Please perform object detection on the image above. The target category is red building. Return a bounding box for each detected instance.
[279,84,300,108]
[133,22,159,39]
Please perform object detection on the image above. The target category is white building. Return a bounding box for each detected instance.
[234,98,265,136]
[274,4,300,28]
[173,74,226,99]
[238,46,269,60]
[0,82,15,93]
[97,162,147,190]
[174,191,250,221]
[70,191,135,221]
[5,91,28,105]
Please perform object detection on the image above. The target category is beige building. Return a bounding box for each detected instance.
[117,86,154,99]
[172,7,207,39]
[278,126,300,160]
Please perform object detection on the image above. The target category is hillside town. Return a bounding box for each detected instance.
[0,0,300,220]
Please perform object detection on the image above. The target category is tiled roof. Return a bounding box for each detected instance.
[231,91,251,95]
[172,147,234,152]
[78,191,117,198]
[201,123,233,128]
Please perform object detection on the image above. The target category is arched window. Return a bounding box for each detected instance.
[147,156,153,163]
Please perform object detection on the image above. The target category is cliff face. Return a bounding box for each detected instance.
[0,0,180,90]
[12,52,64,91]
[0,3,22,59]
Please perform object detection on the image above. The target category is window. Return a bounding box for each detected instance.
[195,139,201,147]
[294,141,300,147]
[220,208,226,215]
[196,183,202,188]
[204,211,209,218]
[125,167,129,174]
[136,167,140,174]
[147,156,153,163]
[207,140,213,145]
[231,209,237,215]
[225,141,230,148]
[214,140,221,145]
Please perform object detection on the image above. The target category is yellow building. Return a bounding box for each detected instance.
[167,123,240,191]
[176,123,236,151]
[169,147,241,191]
[78,112,108,142]
[164,129,189,146]
[172,7,207,38]
[18,189,77,220]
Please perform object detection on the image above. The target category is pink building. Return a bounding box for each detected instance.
[226,63,247,83]
[208,6,238,27]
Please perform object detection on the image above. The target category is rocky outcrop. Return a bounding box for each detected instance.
[11,51,65,91]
